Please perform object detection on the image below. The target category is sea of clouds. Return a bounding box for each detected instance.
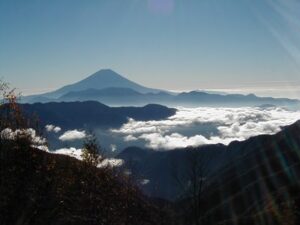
[111,106,300,150]
[2,106,300,165]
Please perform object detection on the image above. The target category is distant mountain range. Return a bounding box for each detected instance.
[20,101,176,129]
[22,69,163,103]
[22,69,300,108]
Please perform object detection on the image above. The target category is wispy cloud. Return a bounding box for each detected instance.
[110,144,117,152]
[59,130,87,141]
[112,107,300,149]
[98,158,124,168]
[140,179,150,185]
[45,124,61,133]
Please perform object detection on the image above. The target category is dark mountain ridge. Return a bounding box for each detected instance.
[117,120,300,206]
[200,120,300,224]
[20,101,176,129]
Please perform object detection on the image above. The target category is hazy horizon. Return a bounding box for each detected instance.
[16,68,300,100]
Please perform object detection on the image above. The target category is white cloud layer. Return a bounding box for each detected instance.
[140,179,150,185]
[53,147,83,160]
[59,130,87,141]
[1,128,48,151]
[45,124,61,133]
[52,148,123,168]
[111,107,300,150]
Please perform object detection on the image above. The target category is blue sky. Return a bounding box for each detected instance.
[1,0,300,98]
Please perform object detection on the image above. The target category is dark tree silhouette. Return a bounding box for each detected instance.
[172,148,212,225]
[81,133,104,167]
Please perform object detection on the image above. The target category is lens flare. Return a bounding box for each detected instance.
[251,0,300,66]
[248,0,300,100]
